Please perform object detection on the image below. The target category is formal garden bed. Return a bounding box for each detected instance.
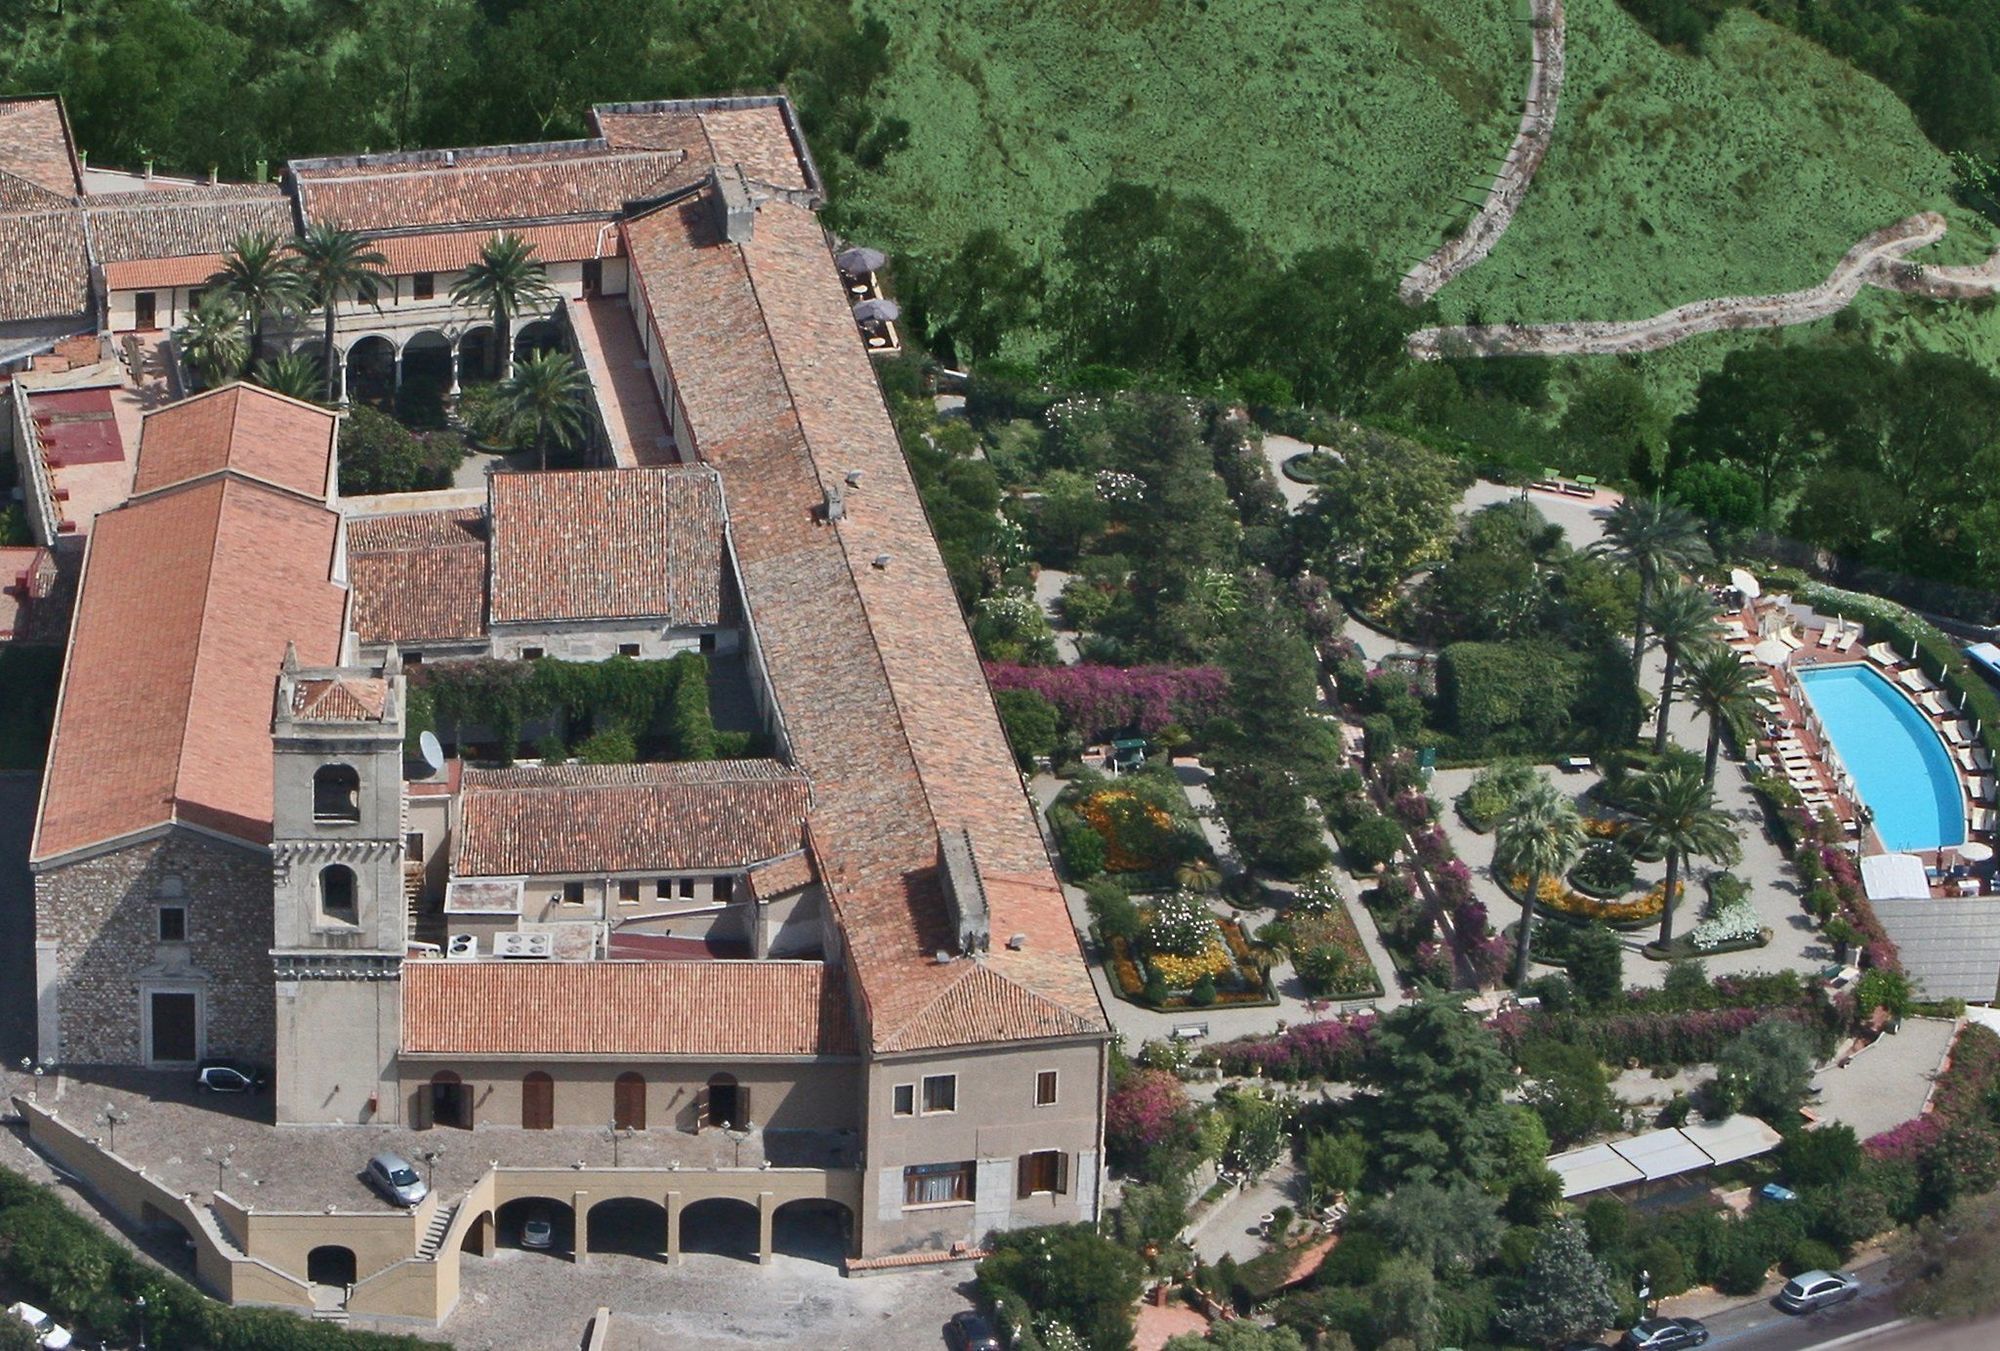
[1048,763,1211,885]
[1105,897,1275,1011]
[1500,868,1675,929]
[1256,871,1384,1000]
[1280,449,1341,485]
[1642,871,1770,961]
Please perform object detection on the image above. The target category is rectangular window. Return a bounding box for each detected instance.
[134,292,157,329]
[560,882,585,906]
[699,632,717,653]
[158,906,187,943]
[1017,1150,1068,1197]
[921,1074,957,1115]
[618,880,641,904]
[713,875,734,903]
[187,287,206,310]
[892,1083,915,1117]
[617,642,641,657]
[405,832,424,863]
[412,272,435,301]
[903,1161,974,1207]
[678,878,696,899]
[1035,1070,1059,1107]
[405,651,424,666]
[522,646,545,660]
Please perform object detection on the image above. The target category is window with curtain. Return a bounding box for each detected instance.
[903,1161,974,1206]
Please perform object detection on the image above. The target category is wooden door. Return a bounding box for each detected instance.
[522,1072,554,1130]
[614,1073,646,1131]
[149,992,196,1062]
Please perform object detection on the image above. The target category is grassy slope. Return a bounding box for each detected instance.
[1435,0,1996,326]
[847,0,1521,272]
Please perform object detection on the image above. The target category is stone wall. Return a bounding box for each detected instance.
[36,828,275,1064]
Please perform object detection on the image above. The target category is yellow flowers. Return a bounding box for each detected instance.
[1148,941,1234,987]
[1510,873,1679,923]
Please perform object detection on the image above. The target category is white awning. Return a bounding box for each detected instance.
[1861,853,1930,903]
[1680,1114,1783,1166]
[1549,1144,1643,1198]
[1611,1129,1712,1181]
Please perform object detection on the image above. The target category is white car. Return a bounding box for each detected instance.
[6,1302,73,1350]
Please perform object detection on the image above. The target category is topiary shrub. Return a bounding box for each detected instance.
[1569,841,1637,897]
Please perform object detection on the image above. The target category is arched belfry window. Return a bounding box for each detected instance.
[313,764,361,822]
[319,864,358,925]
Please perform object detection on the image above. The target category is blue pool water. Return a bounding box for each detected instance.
[1798,664,1964,852]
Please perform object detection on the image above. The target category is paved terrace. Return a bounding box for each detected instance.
[6,1068,856,1215]
[569,296,675,467]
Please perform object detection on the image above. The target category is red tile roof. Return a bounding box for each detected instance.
[344,508,488,646]
[33,472,347,862]
[0,98,83,199]
[292,145,696,233]
[0,209,89,323]
[101,252,227,291]
[366,221,622,276]
[130,385,337,500]
[623,187,1104,1052]
[400,958,857,1057]
[591,99,817,194]
[453,760,811,877]
[486,466,726,627]
[85,183,295,263]
[746,851,816,900]
[290,676,389,722]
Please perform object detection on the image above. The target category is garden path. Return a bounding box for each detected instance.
[1260,433,1321,513]
[1186,1161,1307,1265]
[1032,564,1083,663]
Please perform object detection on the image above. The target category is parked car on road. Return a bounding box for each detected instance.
[1618,1318,1709,1351]
[194,1058,267,1093]
[6,1302,73,1350]
[1775,1269,1860,1313]
[363,1152,428,1207]
[945,1310,1002,1351]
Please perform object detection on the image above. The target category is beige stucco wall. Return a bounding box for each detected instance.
[276,975,402,1124]
[397,1056,861,1134]
[487,618,734,663]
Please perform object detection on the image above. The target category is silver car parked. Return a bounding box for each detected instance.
[1775,1269,1860,1314]
[364,1152,428,1207]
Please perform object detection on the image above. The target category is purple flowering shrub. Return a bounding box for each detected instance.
[984,662,1229,740]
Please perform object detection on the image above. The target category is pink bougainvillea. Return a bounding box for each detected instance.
[1105,1068,1197,1157]
[1210,1013,1379,1082]
[984,662,1230,739]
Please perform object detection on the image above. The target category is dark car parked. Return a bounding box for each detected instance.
[1618,1318,1709,1351]
[194,1059,267,1093]
[945,1310,1002,1351]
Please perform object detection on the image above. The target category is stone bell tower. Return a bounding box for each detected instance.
[269,644,409,1124]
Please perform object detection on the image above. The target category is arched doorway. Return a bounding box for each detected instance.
[457,327,496,385]
[344,335,396,408]
[771,1198,853,1264]
[430,1070,471,1129]
[398,330,455,427]
[522,1071,553,1130]
[613,1072,646,1130]
[703,1073,747,1130]
[307,1245,357,1286]
[587,1196,668,1261]
[678,1196,760,1263]
[496,1196,574,1256]
[512,317,566,363]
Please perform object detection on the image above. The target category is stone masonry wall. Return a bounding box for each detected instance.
[37,829,275,1064]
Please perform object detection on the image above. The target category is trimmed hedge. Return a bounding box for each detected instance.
[410,652,716,764]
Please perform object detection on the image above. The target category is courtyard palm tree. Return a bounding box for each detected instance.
[209,231,306,361]
[251,350,325,405]
[176,293,247,389]
[1623,764,1740,949]
[1683,647,1774,788]
[501,350,592,470]
[1590,495,1713,676]
[452,232,557,380]
[1647,580,1722,753]
[1494,776,1585,987]
[294,224,388,403]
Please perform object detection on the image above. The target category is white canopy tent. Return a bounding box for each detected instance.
[1861,853,1930,903]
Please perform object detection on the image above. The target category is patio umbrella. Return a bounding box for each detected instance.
[852,298,901,324]
[836,246,887,275]
[1752,637,1790,667]
[1959,842,1994,863]
[1729,568,1761,600]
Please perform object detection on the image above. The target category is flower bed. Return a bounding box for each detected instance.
[1206,1013,1379,1082]
[1505,871,1674,928]
[1866,1023,2000,1161]
[1568,841,1637,898]
[1107,914,1274,1011]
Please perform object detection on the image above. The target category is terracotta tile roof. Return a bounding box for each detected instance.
[344,507,488,646]
[290,676,389,722]
[0,209,89,323]
[33,473,347,862]
[454,759,811,877]
[622,188,1105,1052]
[400,958,857,1057]
[292,145,696,233]
[746,851,816,900]
[0,169,72,213]
[85,183,294,263]
[366,222,622,276]
[486,466,725,627]
[592,99,817,193]
[130,384,337,501]
[0,98,83,198]
[101,252,226,291]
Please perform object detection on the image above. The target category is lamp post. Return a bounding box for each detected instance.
[420,1148,444,1191]
[203,1143,236,1194]
[605,1123,631,1167]
[134,1293,147,1350]
[101,1106,128,1154]
[724,1125,752,1169]
[1637,1268,1652,1319]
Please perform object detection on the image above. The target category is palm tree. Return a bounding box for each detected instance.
[452,232,557,380]
[294,224,388,403]
[501,350,592,470]
[251,350,325,404]
[1590,495,1713,675]
[1175,859,1222,894]
[176,293,247,389]
[1646,580,1721,753]
[1494,777,1586,987]
[1683,647,1774,788]
[1623,764,1740,948]
[209,232,306,361]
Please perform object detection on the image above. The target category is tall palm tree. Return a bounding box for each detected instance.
[294,224,388,403]
[501,350,592,470]
[452,232,557,380]
[1494,777,1586,987]
[1624,764,1740,948]
[209,231,306,361]
[1683,647,1775,787]
[1590,495,1713,675]
[176,293,247,389]
[252,350,325,404]
[1646,580,1721,753]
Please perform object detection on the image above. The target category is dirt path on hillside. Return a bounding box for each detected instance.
[1406,211,2000,358]
[1400,0,1566,304]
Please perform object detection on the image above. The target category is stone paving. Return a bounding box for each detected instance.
[1032,565,1082,664]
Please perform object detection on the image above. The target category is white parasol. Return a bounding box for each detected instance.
[1958,841,1994,863]
[1752,637,1790,667]
[1729,568,1761,600]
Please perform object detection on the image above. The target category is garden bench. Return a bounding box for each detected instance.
[1559,755,1593,773]
[1170,1022,1209,1041]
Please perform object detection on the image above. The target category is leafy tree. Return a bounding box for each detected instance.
[994,689,1061,770]
[1369,1255,1441,1351]
[1358,989,1519,1187]
[176,293,247,389]
[1302,1130,1368,1209]
[1165,1324,1307,1351]
[978,1224,1145,1351]
[1645,579,1720,753]
[1566,923,1624,1009]
[1368,1179,1505,1275]
[1589,496,1712,676]
[209,231,305,359]
[1295,431,1461,604]
[335,404,464,496]
[1778,1123,1861,1189]
[1422,501,1556,644]
[909,227,1043,365]
[452,231,557,379]
[1494,776,1585,986]
[501,350,592,469]
[1561,368,1668,484]
[1682,645,1772,788]
[294,224,388,402]
[1711,1018,1815,1121]
[1518,1039,1617,1147]
[1623,764,1739,948]
[1499,1218,1618,1348]
[1115,1174,1193,1253]
[1236,245,1417,413]
[251,350,324,404]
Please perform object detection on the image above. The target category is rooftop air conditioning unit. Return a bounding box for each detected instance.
[494,932,553,960]
[445,934,478,960]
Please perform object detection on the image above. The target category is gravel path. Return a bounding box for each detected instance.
[1400,0,1566,303]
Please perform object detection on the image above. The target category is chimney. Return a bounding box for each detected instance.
[823,483,845,523]
[254,159,268,183]
[710,166,756,245]
[442,150,456,167]
[207,165,219,185]
[937,828,991,956]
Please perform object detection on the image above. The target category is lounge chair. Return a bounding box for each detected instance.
[1976,808,1998,834]
[1900,668,1938,693]
[1779,629,1805,650]
[1922,692,1949,716]
[1866,641,1901,667]
[1834,622,1859,652]
[1975,748,1995,772]
[1947,722,1975,746]
[1817,625,1838,649]
[1974,777,1996,803]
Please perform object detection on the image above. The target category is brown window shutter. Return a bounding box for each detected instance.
[693,1085,709,1128]
[1017,1154,1033,1199]
[737,1085,752,1128]
[1057,1151,1070,1195]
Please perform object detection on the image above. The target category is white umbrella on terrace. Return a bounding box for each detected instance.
[1730,568,1761,600]
[1752,637,1791,667]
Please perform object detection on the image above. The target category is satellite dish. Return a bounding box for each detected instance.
[418,730,445,775]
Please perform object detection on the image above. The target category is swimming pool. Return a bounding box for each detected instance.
[1797,664,1964,852]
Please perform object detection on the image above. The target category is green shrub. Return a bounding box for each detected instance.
[1569,842,1637,897]
[1341,812,1405,871]
[995,688,1062,769]
[1084,878,1140,942]
[1052,807,1108,877]
[1454,761,1537,832]
[1190,974,1218,1006]
[336,404,465,495]
[576,727,636,764]
[1782,1238,1842,1278]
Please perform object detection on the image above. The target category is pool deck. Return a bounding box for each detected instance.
[1723,599,1996,894]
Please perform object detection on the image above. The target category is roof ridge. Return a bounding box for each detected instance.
[167,480,234,837]
[878,960,1097,1052]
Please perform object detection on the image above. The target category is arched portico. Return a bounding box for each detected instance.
[513,317,565,363]
[400,329,457,414]
[770,1197,854,1265]
[677,1195,760,1264]
[586,1196,669,1263]
[495,1196,574,1257]
[341,334,396,408]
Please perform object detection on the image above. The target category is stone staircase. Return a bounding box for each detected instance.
[417,1200,458,1259]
